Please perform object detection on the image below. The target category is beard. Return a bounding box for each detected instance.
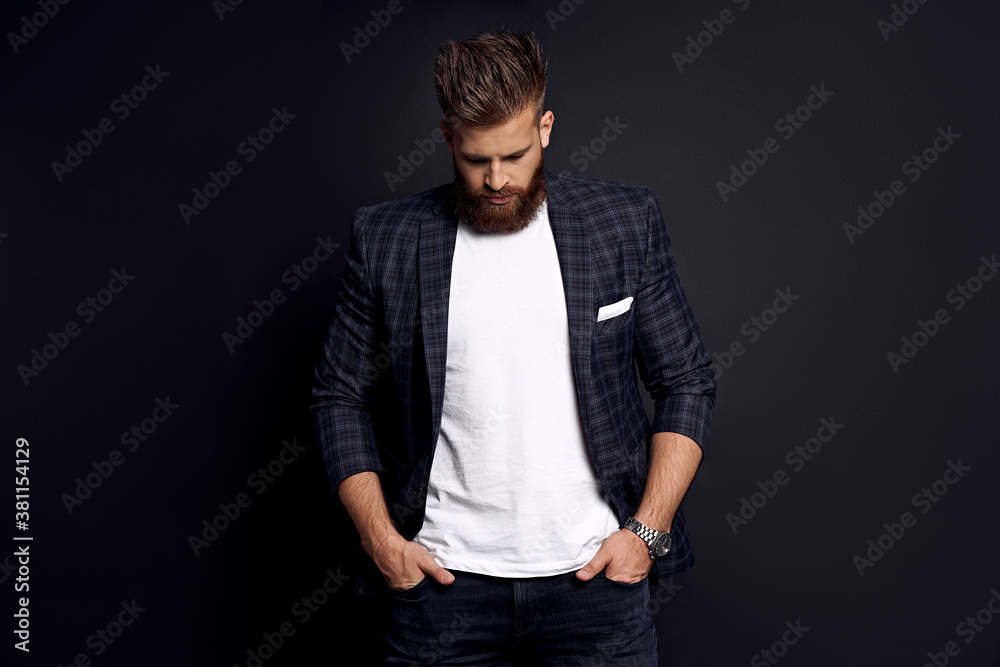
[452,154,548,234]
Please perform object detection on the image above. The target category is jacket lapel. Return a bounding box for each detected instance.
[545,172,594,433]
[419,192,459,450]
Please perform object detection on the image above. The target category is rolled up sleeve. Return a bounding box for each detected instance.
[631,191,716,451]
[311,206,385,491]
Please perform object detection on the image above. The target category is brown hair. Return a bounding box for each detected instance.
[434,29,548,130]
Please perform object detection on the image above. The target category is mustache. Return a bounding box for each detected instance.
[475,186,525,198]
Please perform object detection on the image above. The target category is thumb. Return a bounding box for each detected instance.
[432,566,455,585]
[576,551,610,581]
[421,555,455,585]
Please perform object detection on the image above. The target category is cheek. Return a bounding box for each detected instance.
[456,164,481,187]
[512,163,536,187]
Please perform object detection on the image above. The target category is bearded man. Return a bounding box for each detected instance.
[313,29,716,666]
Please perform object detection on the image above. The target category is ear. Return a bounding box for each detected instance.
[538,110,554,149]
[440,119,454,156]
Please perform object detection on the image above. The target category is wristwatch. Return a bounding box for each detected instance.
[622,516,672,559]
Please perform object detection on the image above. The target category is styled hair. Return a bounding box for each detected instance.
[434,29,548,130]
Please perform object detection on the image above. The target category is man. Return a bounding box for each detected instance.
[313,29,715,665]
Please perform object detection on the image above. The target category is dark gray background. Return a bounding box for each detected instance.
[2,0,998,665]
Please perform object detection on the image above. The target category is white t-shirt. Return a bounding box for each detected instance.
[412,200,621,577]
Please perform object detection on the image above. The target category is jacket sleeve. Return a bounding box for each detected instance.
[311,206,385,492]
[631,190,716,451]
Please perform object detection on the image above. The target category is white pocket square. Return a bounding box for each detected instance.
[596,296,634,322]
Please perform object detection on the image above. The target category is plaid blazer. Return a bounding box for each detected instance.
[312,171,716,596]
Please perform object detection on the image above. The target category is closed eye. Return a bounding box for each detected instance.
[462,147,531,163]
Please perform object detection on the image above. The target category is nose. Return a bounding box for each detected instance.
[484,160,508,192]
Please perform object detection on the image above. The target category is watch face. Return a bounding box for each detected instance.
[653,534,671,558]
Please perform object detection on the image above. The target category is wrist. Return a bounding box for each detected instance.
[622,516,672,559]
[362,523,404,557]
[632,510,671,534]
[620,527,649,554]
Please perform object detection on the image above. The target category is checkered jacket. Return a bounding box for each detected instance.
[312,171,716,596]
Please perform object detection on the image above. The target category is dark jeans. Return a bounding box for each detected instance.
[384,569,656,666]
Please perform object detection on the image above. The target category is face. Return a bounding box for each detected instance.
[444,107,554,233]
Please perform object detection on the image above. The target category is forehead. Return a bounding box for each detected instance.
[452,108,538,154]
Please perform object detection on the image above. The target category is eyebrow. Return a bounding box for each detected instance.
[462,146,532,161]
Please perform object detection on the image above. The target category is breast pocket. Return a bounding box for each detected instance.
[594,295,634,337]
